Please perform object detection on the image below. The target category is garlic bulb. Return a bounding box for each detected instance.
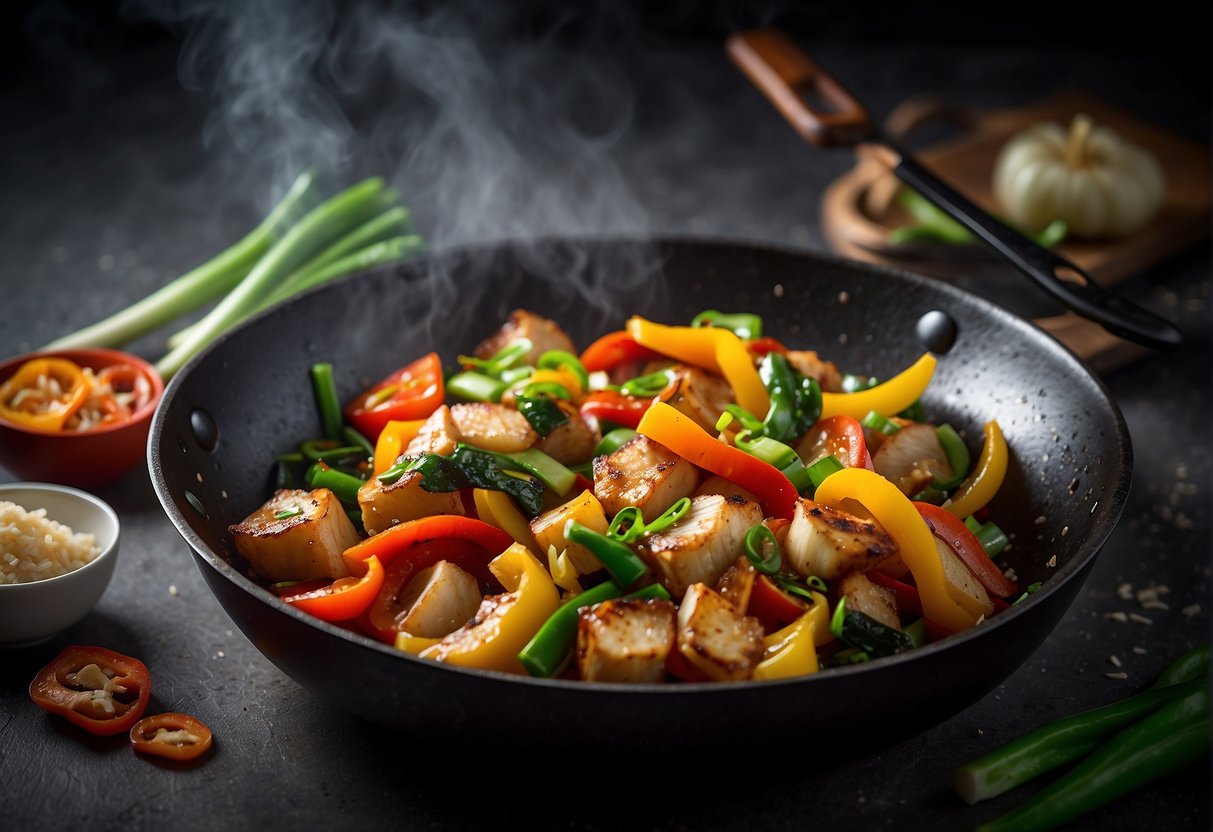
[992,114,1165,239]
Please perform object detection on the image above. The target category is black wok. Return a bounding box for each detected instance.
[148,237,1131,751]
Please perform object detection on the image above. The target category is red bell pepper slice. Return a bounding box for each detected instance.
[748,575,809,630]
[913,502,1018,598]
[29,645,152,736]
[130,712,214,761]
[867,570,924,615]
[282,555,385,622]
[579,331,661,373]
[343,515,515,643]
[579,390,652,430]
[638,402,798,520]
[745,336,789,357]
[800,415,874,471]
[344,352,444,441]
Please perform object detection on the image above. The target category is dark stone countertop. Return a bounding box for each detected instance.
[2,9,1209,831]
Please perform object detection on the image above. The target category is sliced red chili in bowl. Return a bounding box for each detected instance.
[29,645,151,736]
[130,712,214,761]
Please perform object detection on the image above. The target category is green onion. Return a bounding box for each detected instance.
[899,399,927,422]
[537,350,589,392]
[45,170,321,351]
[458,339,532,378]
[303,444,367,465]
[744,524,782,575]
[309,363,344,442]
[515,395,570,437]
[972,685,1209,831]
[1012,581,1043,605]
[447,372,508,402]
[974,521,1009,557]
[156,177,393,379]
[518,580,624,677]
[734,432,800,470]
[341,426,375,458]
[500,366,536,385]
[305,463,365,504]
[690,309,763,339]
[807,455,845,489]
[806,575,827,592]
[263,235,422,304]
[645,497,690,535]
[607,506,646,544]
[595,428,639,457]
[933,423,971,490]
[273,508,303,520]
[904,617,928,648]
[716,404,765,435]
[564,521,650,587]
[775,578,817,602]
[499,448,576,495]
[620,370,673,398]
[521,381,571,400]
[862,410,901,436]
[624,583,672,602]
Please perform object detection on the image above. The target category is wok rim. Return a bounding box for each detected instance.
[148,233,1133,695]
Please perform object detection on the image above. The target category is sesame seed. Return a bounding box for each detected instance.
[217,651,225,658]
[1182,604,1202,618]
[1142,601,1170,611]
[1109,655,1122,668]
[773,283,785,298]
[1133,647,1148,655]
[1128,613,1153,625]
[1105,611,1129,623]
[1061,526,1070,536]
[838,290,849,304]
[1105,672,1129,680]
[1047,555,1057,567]
[1034,516,1047,525]
[169,585,179,596]
[1117,582,1134,599]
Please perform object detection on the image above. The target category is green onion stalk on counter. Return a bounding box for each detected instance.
[43,170,427,380]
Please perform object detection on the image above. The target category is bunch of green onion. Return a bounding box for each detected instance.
[45,170,425,379]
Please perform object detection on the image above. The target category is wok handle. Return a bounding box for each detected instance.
[892,155,1183,350]
[726,29,876,147]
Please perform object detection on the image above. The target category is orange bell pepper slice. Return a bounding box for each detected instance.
[282,555,385,622]
[372,418,427,475]
[637,402,797,520]
[0,357,91,431]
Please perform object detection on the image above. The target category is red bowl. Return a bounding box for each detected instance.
[0,348,164,488]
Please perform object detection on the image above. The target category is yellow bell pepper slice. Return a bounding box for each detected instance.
[815,467,981,632]
[372,418,426,475]
[945,420,1008,520]
[525,368,583,401]
[420,543,559,674]
[820,353,936,420]
[752,592,828,681]
[625,316,769,417]
[394,632,441,655]
[473,488,539,553]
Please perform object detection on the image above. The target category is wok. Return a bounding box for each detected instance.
[149,237,1131,750]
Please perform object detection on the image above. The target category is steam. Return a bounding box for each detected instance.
[127,0,663,333]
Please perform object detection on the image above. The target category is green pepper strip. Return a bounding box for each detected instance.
[744,524,782,575]
[595,428,639,457]
[564,520,650,587]
[973,685,1210,831]
[447,371,509,402]
[690,309,763,340]
[500,448,576,495]
[457,338,532,377]
[733,431,815,494]
[861,409,901,436]
[758,353,799,443]
[620,369,674,398]
[904,617,928,648]
[537,350,589,392]
[305,462,364,504]
[933,423,971,490]
[310,363,344,442]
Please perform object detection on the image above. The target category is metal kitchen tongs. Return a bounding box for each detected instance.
[727,29,1182,350]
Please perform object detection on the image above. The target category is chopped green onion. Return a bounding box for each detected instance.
[775,578,817,602]
[595,428,639,457]
[521,381,571,400]
[500,366,536,385]
[564,521,650,588]
[861,410,901,436]
[305,463,365,504]
[716,404,765,434]
[690,309,763,339]
[1012,581,1044,605]
[447,372,508,402]
[537,350,589,392]
[516,395,570,437]
[933,423,971,490]
[904,617,928,648]
[744,524,782,575]
[645,497,691,535]
[608,506,646,544]
[309,363,344,442]
[458,339,533,378]
[830,595,849,638]
[807,455,845,490]
[273,508,303,520]
[305,444,368,465]
[500,448,576,495]
[806,575,828,592]
[620,370,673,398]
[964,515,983,533]
[734,432,800,469]
[974,521,1009,557]
[341,426,375,458]
[899,399,927,422]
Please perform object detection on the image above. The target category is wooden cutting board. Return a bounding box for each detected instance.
[821,90,1211,370]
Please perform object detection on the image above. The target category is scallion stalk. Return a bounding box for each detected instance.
[447,371,508,403]
[310,363,343,442]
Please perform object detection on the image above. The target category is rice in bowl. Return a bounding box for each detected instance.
[0,500,101,584]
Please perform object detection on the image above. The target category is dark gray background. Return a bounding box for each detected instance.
[2,2,1209,829]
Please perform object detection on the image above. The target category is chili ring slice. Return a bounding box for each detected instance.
[130,712,214,761]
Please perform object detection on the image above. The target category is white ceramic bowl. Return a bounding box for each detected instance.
[0,482,120,647]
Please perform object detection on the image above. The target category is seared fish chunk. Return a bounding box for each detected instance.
[593,435,698,523]
[535,399,599,464]
[872,422,953,496]
[406,405,461,457]
[229,488,359,582]
[935,538,994,620]
[665,364,734,433]
[450,403,537,454]
[837,572,900,631]
[474,309,577,368]
[640,494,763,598]
[577,598,677,684]
[693,474,759,504]
[396,560,483,638]
[784,498,896,581]
[784,350,843,393]
[676,583,765,682]
[358,469,465,536]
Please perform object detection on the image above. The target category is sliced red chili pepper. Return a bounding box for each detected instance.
[282,555,385,622]
[579,390,652,430]
[579,331,661,373]
[29,645,151,736]
[130,712,214,761]
[800,415,874,471]
[913,502,1018,598]
[344,352,444,441]
[96,363,154,413]
[744,336,789,357]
